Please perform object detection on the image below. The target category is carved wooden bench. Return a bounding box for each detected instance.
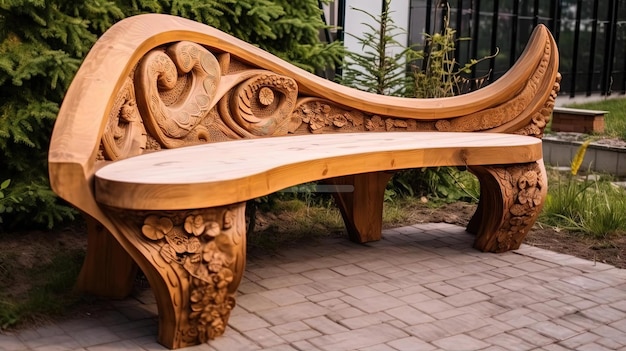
[48,14,560,349]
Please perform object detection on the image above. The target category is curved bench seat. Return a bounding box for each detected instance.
[48,13,560,349]
[96,132,542,210]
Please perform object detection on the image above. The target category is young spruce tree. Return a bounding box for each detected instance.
[0,0,343,230]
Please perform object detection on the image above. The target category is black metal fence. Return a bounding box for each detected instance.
[408,0,626,97]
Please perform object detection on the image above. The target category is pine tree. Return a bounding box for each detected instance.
[0,0,343,230]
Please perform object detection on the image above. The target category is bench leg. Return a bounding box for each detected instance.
[104,203,246,349]
[467,160,547,252]
[326,172,393,243]
[75,215,138,298]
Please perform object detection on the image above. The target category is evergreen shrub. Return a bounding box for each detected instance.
[0,0,343,230]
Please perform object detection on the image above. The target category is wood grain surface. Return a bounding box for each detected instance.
[95,132,542,210]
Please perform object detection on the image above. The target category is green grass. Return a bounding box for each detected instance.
[540,169,626,239]
[565,97,626,140]
[0,248,84,329]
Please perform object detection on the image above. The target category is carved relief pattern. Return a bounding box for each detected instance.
[139,207,245,344]
[486,162,546,252]
[219,73,299,137]
[516,72,562,138]
[291,99,426,134]
[101,77,147,160]
[100,32,557,161]
[135,41,221,149]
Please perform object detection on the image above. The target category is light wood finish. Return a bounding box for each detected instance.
[325,172,394,243]
[95,132,543,210]
[48,13,560,349]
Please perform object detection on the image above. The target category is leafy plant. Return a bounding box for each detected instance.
[411,0,497,98]
[541,142,626,238]
[337,0,413,96]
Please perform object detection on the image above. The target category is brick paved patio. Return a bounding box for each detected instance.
[2,223,625,351]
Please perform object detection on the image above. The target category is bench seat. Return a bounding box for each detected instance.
[95,132,542,209]
[48,13,560,349]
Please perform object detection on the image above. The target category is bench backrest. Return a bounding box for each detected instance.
[48,14,559,222]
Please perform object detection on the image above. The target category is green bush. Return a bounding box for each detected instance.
[0,0,343,231]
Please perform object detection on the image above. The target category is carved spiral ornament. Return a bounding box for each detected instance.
[101,78,147,160]
[135,41,221,148]
[221,73,298,137]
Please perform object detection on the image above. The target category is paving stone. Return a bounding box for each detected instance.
[386,336,436,351]
[592,325,626,344]
[341,294,405,313]
[358,343,397,351]
[610,317,626,332]
[463,301,509,318]
[423,281,463,296]
[278,261,317,274]
[259,345,299,351]
[442,290,490,307]
[432,313,489,335]
[228,312,271,332]
[491,291,542,309]
[560,312,604,330]
[237,281,266,294]
[280,328,322,343]
[411,298,455,315]
[257,274,313,290]
[580,304,626,324]
[259,288,307,306]
[576,343,615,351]
[588,287,626,304]
[466,320,514,339]
[25,334,84,350]
[485,333,535,350]
[236,328,285,350]
[528,321,578,340]
[303,316,349,334]
[404,323,450,342]
[385,306,436,325]
[331,264,368,276]
[540,343,574,351]
[10,223,626,351]
[300,268,344,281]
[339,311,394,330]
[326,306,365,322]
[561,275,611,290]
[595,336,625,349]
[86,340,147,351]
[558,332,601,349]
[341,286,383,299]
[508,328,556,346]
[307,324,407,351]
[236,293,279,312]
[0,334,27,351]
[368,282,399,293]
[255,302,328,325]
[203,330,261,351]
[290,340,318,351]
[432,334,490,350]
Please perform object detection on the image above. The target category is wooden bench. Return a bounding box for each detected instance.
[48,14,560,349]
[551,106,607,133]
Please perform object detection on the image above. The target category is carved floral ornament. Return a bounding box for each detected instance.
[492,163,545,251]
[141,210,240,342]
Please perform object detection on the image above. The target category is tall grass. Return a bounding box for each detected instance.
[565,97,626,140]
[541,171,626,239]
